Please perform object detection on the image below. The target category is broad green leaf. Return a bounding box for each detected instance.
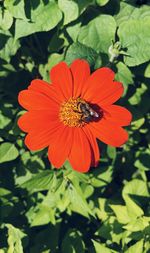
[92,240,117,253]
[0,9,13,30]
[107,146,116,160]
[0,30,20,62]
[124,196,144,219]
[6,224,25,253]
[21,171,53,194]
[58,0,79,25]
[123,179,149,198]
[144,63,150,78]
[15,1,62,39]
[90,166,113,188]
[115,2,150,25]
[39,53,64,82]
[118,18,150,66]
[0,110,11,129]
[123,217,150,232]
[78,15,116,53]
[115,62,134,94]
[4,0,27,20]
[31,206,56,226]
[68,183,93,218]
[66,22,81,42]
[77,0,94,13]
[96,0,110,6]
[134,150,150,172]
[96,198,108,221]
[0,142,19,163]
[125,239,143,253]
[110,205,130,224]
[65,42,101,67]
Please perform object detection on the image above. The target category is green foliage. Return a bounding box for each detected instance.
[0,142,19,163]
[0,0,150,252]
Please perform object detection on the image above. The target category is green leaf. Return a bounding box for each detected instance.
[65,42,101,67]
[15,1,62,39]
[0,142,19,163]
[0,30,20,62]
[0,9,13,31]
[31,206,56,227]
[21,171,53,194]
[78,15,116,53]
[107,146,116,160]
[90,166,113,188]
[6,224,25,253]
[96,0,110,6]
[68,183,93,218]
[125,239,144,253]
[123,179,149,198]
[124,196,144,219]
[4,0,27,20]
[110,205,130,224]
[144,63,150,78]
[129,83,147,105]
[123,217,150,232]
[66,22,81,42]
[115,2,150,25]
[39,53,64,82]
[92,240,117,253]
[115,62,134,94]
[118,18,150,66]
[58,0,79,25]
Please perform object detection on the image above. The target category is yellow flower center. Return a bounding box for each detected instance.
[59,98,102,127]
[59,98,85,127]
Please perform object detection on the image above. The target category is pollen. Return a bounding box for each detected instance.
[59,98,86,127]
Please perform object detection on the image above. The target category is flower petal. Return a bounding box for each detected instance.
[48,126,73,168]
[18,110,59,133]
[70,59,90,98]
[28,79,63,104]
[68,128,91,172]
[83,126,100,167]
[18,90,58,111]
[24,122,63,151]
[50,62,73,100]
[82,67,124,105]
[102,105,132,126]
[89,119,128,147]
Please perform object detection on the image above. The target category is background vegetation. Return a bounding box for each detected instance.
[0,0,150,252]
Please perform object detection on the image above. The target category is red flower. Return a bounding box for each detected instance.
[18,59,132,172]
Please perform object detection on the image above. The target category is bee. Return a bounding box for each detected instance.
[77,101,99,123]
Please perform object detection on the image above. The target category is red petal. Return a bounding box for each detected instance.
[50,62,73,100]
[28,79,63,104]
[24,122,63,151]
[18,90,58,111]
[82,67,124,105]
[70,59,90,98]
[102,105,132,126]
[89,119,128,147]
[18,110,59,133]
[68,128,91,172]
[48,126,73,168]
[83,126,100,167]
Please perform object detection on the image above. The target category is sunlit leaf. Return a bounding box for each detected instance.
[15,1,62,39]
[118,18,150,66]
[78,15,116,53]
[0,142,19,163]
[58,0,79,25]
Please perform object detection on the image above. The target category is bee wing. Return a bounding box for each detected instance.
[89,109,99,118]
